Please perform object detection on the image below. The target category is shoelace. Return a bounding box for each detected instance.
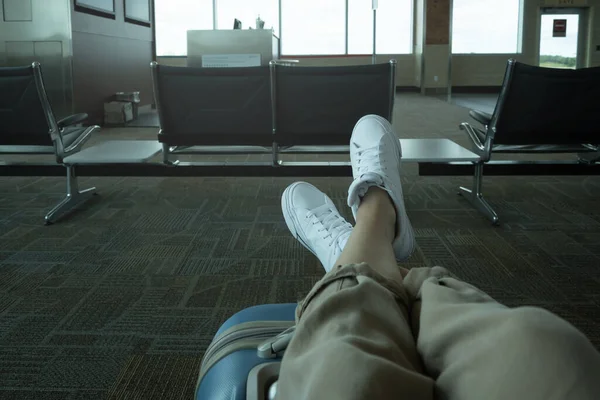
[305,203,352,248]
[355,144,388,175]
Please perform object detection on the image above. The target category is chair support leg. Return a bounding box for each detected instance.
[272,142,281,167]
[163,143,180,165]
[459,163,499,225]
[45,165,96,225]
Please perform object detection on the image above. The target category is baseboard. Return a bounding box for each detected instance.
[395,86,501,95]
[424,87,449,96]
[451,86,502,94]
[396,86,420,93]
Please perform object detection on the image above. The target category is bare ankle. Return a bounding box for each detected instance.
[356,187,396,240]
[360,187,396,214]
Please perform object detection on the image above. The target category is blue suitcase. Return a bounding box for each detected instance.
[196,304,297,400]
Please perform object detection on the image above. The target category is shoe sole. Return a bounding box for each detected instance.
[353,114,416,261]
[390,124,416,261]
[281,182,320,260]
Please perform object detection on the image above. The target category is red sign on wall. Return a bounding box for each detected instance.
[553,19,567,37]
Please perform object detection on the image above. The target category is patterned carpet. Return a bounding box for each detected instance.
[1,94,600,399]
[1,173,600,399]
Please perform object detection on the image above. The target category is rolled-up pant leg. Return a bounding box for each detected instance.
[404,267,600,400]
[276,263,435,400]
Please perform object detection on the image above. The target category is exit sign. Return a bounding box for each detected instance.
[553,19,567,37]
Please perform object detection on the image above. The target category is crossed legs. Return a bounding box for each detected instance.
[277,115,600,400]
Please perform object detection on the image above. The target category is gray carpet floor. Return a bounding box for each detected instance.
[1,94,599,399]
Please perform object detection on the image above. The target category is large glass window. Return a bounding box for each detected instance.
[281,0,346,55]
[155,0,414,57]
[155,0,213,56]
[348,0,413,55]
[452,0,522,54]
[216,0,279,34]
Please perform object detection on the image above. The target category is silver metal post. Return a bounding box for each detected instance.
[272,142,280,167]
[269,61,277,137]
[269,61,280,167]
[213,0,218,29]
[447,0,454,102]
[458,162,499,225]
[162,142,180,165]
[372,5,377,65]
[388,59,397,122]
[345,0,349,54]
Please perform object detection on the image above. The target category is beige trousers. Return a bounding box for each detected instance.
[277,264,600,400]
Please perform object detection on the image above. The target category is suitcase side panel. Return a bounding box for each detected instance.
[196,304,297,400]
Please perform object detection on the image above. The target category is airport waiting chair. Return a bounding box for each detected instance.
[0,62,162,224]
[270,60,396,164]
[150,62,273,164]
[151,61,397,166]
[459,59,600,224]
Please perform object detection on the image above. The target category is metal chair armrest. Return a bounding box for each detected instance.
[459,122,492,162]
[57,113,89,128]
[62,125,99,156]
[469,109,492,127]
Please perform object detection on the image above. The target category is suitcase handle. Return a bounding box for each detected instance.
[257,326,296,359]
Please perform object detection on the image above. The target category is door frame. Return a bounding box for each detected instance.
[539,7,590,69]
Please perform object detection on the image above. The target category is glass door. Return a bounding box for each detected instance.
[539,8,586,69]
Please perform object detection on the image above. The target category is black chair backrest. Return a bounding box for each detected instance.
[152,64,272,146]
[0,65,52,146]
[273,63,394,146]
[493,61,600,146]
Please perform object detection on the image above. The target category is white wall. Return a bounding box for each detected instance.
[424,45,450,88]
[452,54,532,86]
[414,0,425,88]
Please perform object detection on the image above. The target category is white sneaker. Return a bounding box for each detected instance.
[347,114,416,261]
[282,182,353,272]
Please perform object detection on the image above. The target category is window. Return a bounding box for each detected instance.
[281,0,346,55]
[155,0,414,57]
[216,0,279,34]
[539,14,579,69]
[348,0,413,55]
[155,0,213,56]
[452,0,522,54]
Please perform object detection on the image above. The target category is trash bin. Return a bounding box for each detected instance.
[114,91,141,120]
